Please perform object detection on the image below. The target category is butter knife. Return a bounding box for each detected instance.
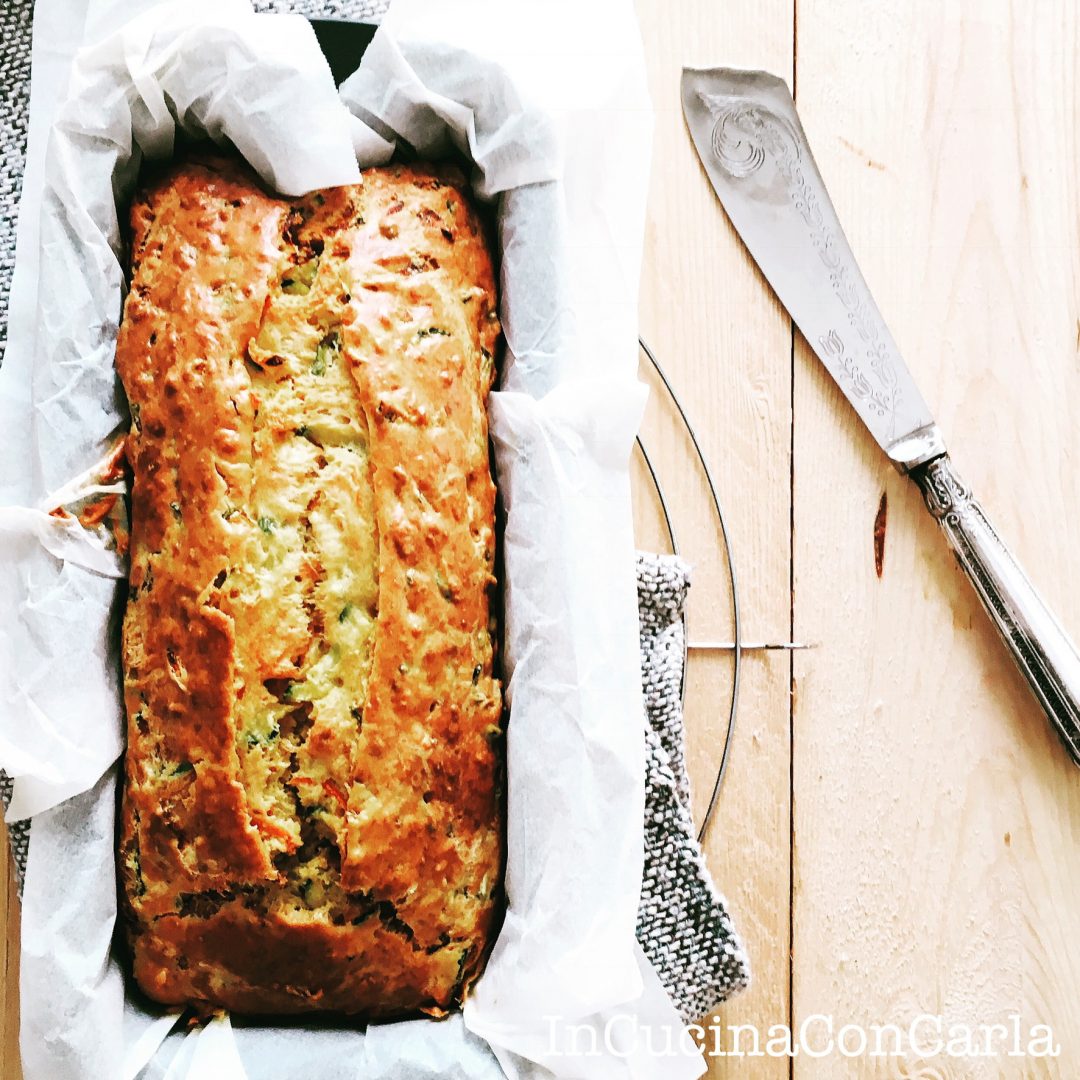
[682,66,1080,767]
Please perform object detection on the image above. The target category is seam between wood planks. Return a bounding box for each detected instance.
[788,5,799,1079]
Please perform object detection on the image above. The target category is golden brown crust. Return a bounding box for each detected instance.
[117,156,502,1018]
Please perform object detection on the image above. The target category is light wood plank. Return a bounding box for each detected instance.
[793,0,1080,1075]
[634,1,795,1075]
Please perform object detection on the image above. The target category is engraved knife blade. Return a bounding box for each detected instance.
[682,67,944,469]
[682,66,1080,769]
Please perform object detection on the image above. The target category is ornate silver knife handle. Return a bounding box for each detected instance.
[911,456,1080,765]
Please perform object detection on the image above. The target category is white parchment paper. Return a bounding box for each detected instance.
[0,1,708,1077]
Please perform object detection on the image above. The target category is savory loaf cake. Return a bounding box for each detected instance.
[116,156,503,1018]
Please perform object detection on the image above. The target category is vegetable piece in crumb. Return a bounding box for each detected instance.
[312,330,340,376]
[245,725,279,748]
[281,257,320,295]
[323,779,348,813]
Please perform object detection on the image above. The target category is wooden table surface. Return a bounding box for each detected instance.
[3,1,1080,1076]
[633,0,1080,1076]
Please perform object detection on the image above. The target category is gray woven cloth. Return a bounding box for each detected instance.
[0,0,33,367]
[635,554,750,1019]
[0,0,749,1028]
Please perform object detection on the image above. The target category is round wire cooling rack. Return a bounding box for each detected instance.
[636,337,810,842]
[634,337,740,844]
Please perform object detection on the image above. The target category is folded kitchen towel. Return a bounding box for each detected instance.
[0,0,32,365]
[0,0,749,1026]
[634,553,750,1021]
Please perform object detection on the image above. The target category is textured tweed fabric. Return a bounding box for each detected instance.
[0,0,34,367]
[0,776,27,893]
[251,0,386,17]
[0,0,749,1028]
[635,554,750,1021]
